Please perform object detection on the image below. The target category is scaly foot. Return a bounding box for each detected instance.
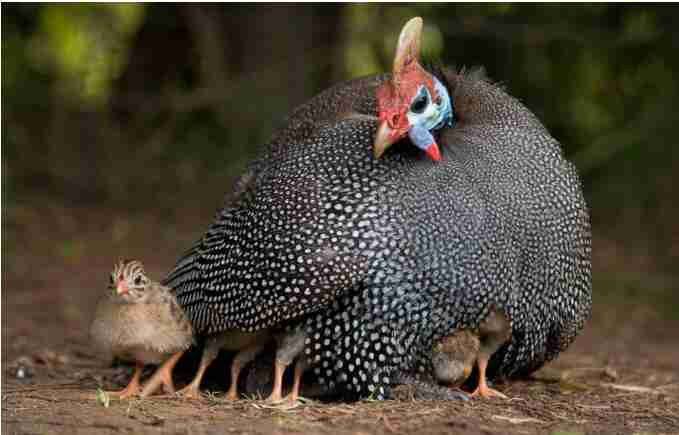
[470,356,508,399]
[139,351,185,398]
[471,383,507,399]
[265,391,283,403]
[106,384,139,399]
[224,384,239,401]
[177,383,203,399]
[281,391,300,404]
[107,362,143,399]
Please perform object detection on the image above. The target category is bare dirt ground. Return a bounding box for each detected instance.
[3,200,679,435]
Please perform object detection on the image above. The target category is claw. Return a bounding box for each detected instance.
[177,384,203,399]
[139,350,185,398]
[107,362,143,399]
[470,356,507,399]
[471,384,507,399]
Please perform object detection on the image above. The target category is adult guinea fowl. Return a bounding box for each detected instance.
[164,17,591,401]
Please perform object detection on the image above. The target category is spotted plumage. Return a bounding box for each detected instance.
[165,17,591,400]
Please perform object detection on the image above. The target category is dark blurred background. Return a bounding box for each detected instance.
[2,4,678,348]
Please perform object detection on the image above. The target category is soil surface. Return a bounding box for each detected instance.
[3,201,679,435]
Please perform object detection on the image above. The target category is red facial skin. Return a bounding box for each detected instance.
[376,60,439,144]
[116,276,128,295]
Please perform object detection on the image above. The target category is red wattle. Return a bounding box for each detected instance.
[425,143,441,161]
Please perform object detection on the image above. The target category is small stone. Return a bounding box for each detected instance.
[603,367,618,381]
[15,365,33,379]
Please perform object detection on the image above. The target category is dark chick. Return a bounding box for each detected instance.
[433,307,511,398]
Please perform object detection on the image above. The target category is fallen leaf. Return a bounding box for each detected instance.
[491,415,544,424]
[96,388,110,408]
[600,383,661,394]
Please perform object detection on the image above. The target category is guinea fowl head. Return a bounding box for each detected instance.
[109,259,151,304]
[374,17,454,161]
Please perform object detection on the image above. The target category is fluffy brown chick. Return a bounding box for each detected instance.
[432,329,480,388]
[90,259,194,399]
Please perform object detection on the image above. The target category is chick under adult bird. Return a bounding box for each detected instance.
[432,307,512,398]
[90,260,194,398]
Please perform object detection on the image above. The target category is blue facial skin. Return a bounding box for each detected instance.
[406,77,453,152]
[408,125,437,153]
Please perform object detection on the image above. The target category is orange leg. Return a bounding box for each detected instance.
[265,359,287,402]
[225,359,242,400]
[139,350,186,398]
[177,353,214,399]
[470,356,507,399]
[225,343,265,401]
[282,359,304,402]
[108,361,143,399]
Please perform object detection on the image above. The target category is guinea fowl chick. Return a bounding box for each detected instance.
[433,307,512,398]
[431,329,480,389]
[90,259,194,398]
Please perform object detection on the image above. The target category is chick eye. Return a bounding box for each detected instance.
[410,91,429,114]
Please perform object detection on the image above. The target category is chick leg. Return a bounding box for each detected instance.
[108,361,143,399]
[139,350,186,398]
[471,356,507,399]
[282,359,306,402]
[178,341,220,399]
[265,359,288,402]
[225,343,265,401]
[266,329,306,402]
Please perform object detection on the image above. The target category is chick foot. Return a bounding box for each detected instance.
[107,362,143,399]
[139,350,185,398]
[470,357,507,399]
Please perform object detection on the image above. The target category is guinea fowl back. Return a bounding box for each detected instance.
[444,72,591,375]
[164,75,386,334]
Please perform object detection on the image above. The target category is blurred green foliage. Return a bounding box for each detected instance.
[2,5,678,278]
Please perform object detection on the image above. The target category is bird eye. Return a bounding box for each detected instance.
[410,90,429,114]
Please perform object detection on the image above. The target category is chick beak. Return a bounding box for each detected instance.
[116,281,128,296]
[373,121,403,159]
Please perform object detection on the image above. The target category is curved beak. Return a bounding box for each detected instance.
[373,121,404,159]
[116,281,128,296]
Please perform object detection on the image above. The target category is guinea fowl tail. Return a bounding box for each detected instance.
[161,240,214,333]
[162,242,200,291]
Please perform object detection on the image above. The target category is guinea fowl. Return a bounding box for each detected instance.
[90,260,194,398]
[164,17,591,400]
